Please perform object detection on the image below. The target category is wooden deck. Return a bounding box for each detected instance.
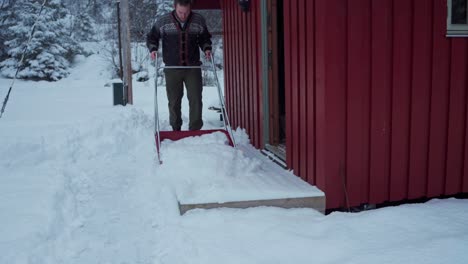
[178,144,325,215]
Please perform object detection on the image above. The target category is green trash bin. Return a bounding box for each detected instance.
[112,80,126,106]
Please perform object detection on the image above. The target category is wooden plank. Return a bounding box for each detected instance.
[465,47,468,193]
[246,4,253,144]
[224,0,231,125]
[306,0,316,184]
[233,3,240,127]
[245,5,250,133]
[120,0,133,104]
[229,0,235,127]
[223,1,231,130]
[408,0,432,199]
[298,0,308,181]
[285,0,299,171]
[291,0,300,174]
[243,9,249,134]
[446,39,468,195]
[239,8,245,129]
[252,1,266,148]
[346,0,371,206]
[179,196,326,215]
[283,0,292,168]
[249,0,257,147]
[267,0,279,146]
[314,0,327,190]
[369,0,392,204]
[427,0,450,197]
[244,9,250,133]
[273,0,280,146]
[390,0,412,201]
[324,0,347,209]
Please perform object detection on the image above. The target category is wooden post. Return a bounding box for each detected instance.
[119,0,133,104]
[116,1,123,79]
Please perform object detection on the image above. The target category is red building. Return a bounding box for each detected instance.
[198,0,468,210]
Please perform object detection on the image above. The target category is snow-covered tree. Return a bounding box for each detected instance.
[73,11,96,41]
[129,0,157,42]
[85,0,110,23]
[157,0,173,17]
[0,0,83,81]
[0,0,19,61]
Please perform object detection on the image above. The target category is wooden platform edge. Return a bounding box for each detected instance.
[179,195,326,215]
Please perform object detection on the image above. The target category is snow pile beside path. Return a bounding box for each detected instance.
[0,108,161,263]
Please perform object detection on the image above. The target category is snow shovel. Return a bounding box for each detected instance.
[153,54,236,163]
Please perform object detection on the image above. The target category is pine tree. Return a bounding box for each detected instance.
[0,0,19,62]
[129,0,157,42]
[0,0,83,81]
[74,11,96,41]
[157,0,173,17]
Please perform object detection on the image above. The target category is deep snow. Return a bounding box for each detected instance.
[1,46,467,264]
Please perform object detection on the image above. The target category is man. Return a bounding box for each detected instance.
[147,0,212,131]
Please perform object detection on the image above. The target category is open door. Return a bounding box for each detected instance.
[264,0,286,161]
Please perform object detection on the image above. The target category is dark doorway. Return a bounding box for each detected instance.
[265,0,286,161]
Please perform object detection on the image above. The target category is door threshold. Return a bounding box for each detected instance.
[263,144,287,168]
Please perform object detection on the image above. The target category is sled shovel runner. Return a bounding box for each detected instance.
[153,55,236,163]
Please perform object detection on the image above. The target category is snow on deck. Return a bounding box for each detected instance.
[157,131,324,205]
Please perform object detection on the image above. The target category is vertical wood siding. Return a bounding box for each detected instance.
[284,0,293,167]
[428,0,451,198]
[311,0,468,208]
[306,0,317,185]
[284,0,319,186]
[222,0,263,147]
[389,0,412,202]
[370,0,393,204]
[348,0,371,206]
[222,0,468,209]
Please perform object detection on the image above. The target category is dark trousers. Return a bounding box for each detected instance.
[164,68,203,131]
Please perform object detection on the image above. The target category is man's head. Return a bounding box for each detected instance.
[174,0,192,22]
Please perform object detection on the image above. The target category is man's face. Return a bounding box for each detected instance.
[175,4,191,22]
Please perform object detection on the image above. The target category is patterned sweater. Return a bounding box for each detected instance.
[146,11,212,66]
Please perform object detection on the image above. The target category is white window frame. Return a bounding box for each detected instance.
[447,0,468,37]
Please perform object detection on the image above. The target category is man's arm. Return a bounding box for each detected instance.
[198,16,212,53]
[146,23,160,53]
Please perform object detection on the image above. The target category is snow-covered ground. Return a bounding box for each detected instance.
[1,47,467,264]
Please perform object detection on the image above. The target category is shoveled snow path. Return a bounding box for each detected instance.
[1,53,164,263]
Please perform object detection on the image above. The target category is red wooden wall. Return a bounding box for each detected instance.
[222,0,263,148]
[312,0,468,209]
[222,0,468,209]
